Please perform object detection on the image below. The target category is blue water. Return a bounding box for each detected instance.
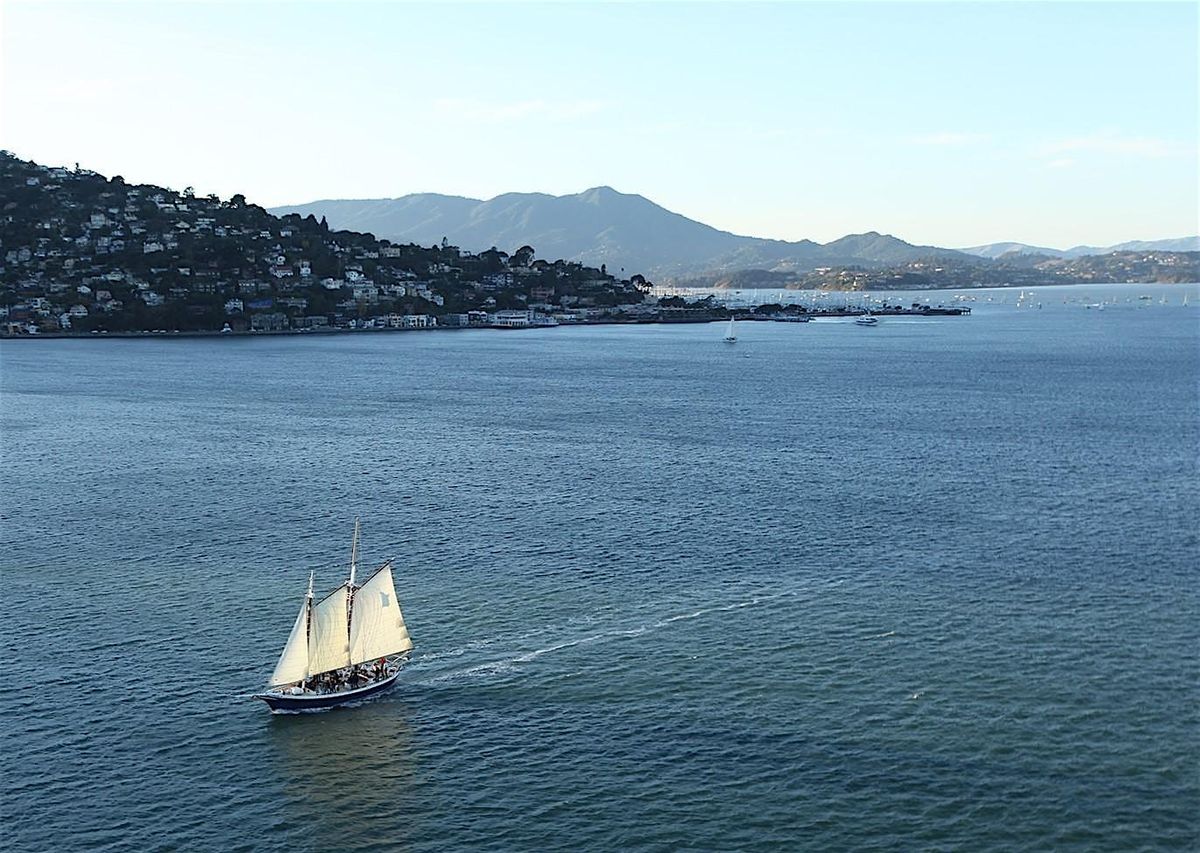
[2,283,1197,851]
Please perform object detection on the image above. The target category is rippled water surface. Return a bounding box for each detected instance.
[2,284,1198,851]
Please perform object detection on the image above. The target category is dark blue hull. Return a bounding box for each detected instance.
[254,671,399,713]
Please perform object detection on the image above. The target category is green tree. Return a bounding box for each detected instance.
[512,245,535,267]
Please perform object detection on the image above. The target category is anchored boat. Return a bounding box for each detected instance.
[253,520,413,713]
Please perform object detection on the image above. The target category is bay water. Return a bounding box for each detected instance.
[2,283,1197,851]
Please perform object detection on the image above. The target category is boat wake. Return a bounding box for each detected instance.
[414,590,797,686]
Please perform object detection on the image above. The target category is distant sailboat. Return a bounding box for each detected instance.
[253,520,413,713]
[723,316,737,343]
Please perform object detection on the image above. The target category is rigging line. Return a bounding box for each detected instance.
[287,550,405,575]
[292,555,392,582]
[312,583,350,607]
[354,558,395,588]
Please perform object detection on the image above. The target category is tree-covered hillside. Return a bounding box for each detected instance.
[1,152,648,333]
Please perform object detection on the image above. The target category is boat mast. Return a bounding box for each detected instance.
[304,569,314,666]
[348,517,360,588]
[346,518,359,670]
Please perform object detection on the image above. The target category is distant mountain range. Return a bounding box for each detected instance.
[271,188,973,279]
[271,189,1197,281]
[960,237,1200,260]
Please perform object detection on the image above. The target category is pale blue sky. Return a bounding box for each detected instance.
[2,1,1196,247]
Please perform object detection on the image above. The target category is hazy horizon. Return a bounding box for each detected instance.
[2,1,1196,248]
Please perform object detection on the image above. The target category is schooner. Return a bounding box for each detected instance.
[253,520,413,712]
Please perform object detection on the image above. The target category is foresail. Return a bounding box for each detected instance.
[308,585,351,675]
[349,564,413,665]
[269,597,310,687]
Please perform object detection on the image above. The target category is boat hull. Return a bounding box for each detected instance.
[254,670,400,713]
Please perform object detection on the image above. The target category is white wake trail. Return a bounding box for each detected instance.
[416,589,797,685]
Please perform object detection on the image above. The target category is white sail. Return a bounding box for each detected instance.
[308,585,351,675]
[349,564,413,665]
[268,597,310,687]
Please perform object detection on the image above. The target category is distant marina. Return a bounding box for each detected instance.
[2,300,971,339]
[8,280,1200,340]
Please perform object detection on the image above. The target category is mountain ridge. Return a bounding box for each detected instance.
[270,188,974,280]
[960,236,1200,260]
[272,188,1196,280]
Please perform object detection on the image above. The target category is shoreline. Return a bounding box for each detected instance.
[0,309,973,341]
[7,283,1191,342]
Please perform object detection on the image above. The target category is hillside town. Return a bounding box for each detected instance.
[0,153,657,335]
[676,250,1200,291]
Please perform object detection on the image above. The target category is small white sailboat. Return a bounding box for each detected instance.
[723,316,737,343]
[253,520,413,713]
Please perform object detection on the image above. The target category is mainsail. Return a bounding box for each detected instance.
[265,524,415,687]
[349,563,413,665]
[269,596,311,687]
[308,585,351,675]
